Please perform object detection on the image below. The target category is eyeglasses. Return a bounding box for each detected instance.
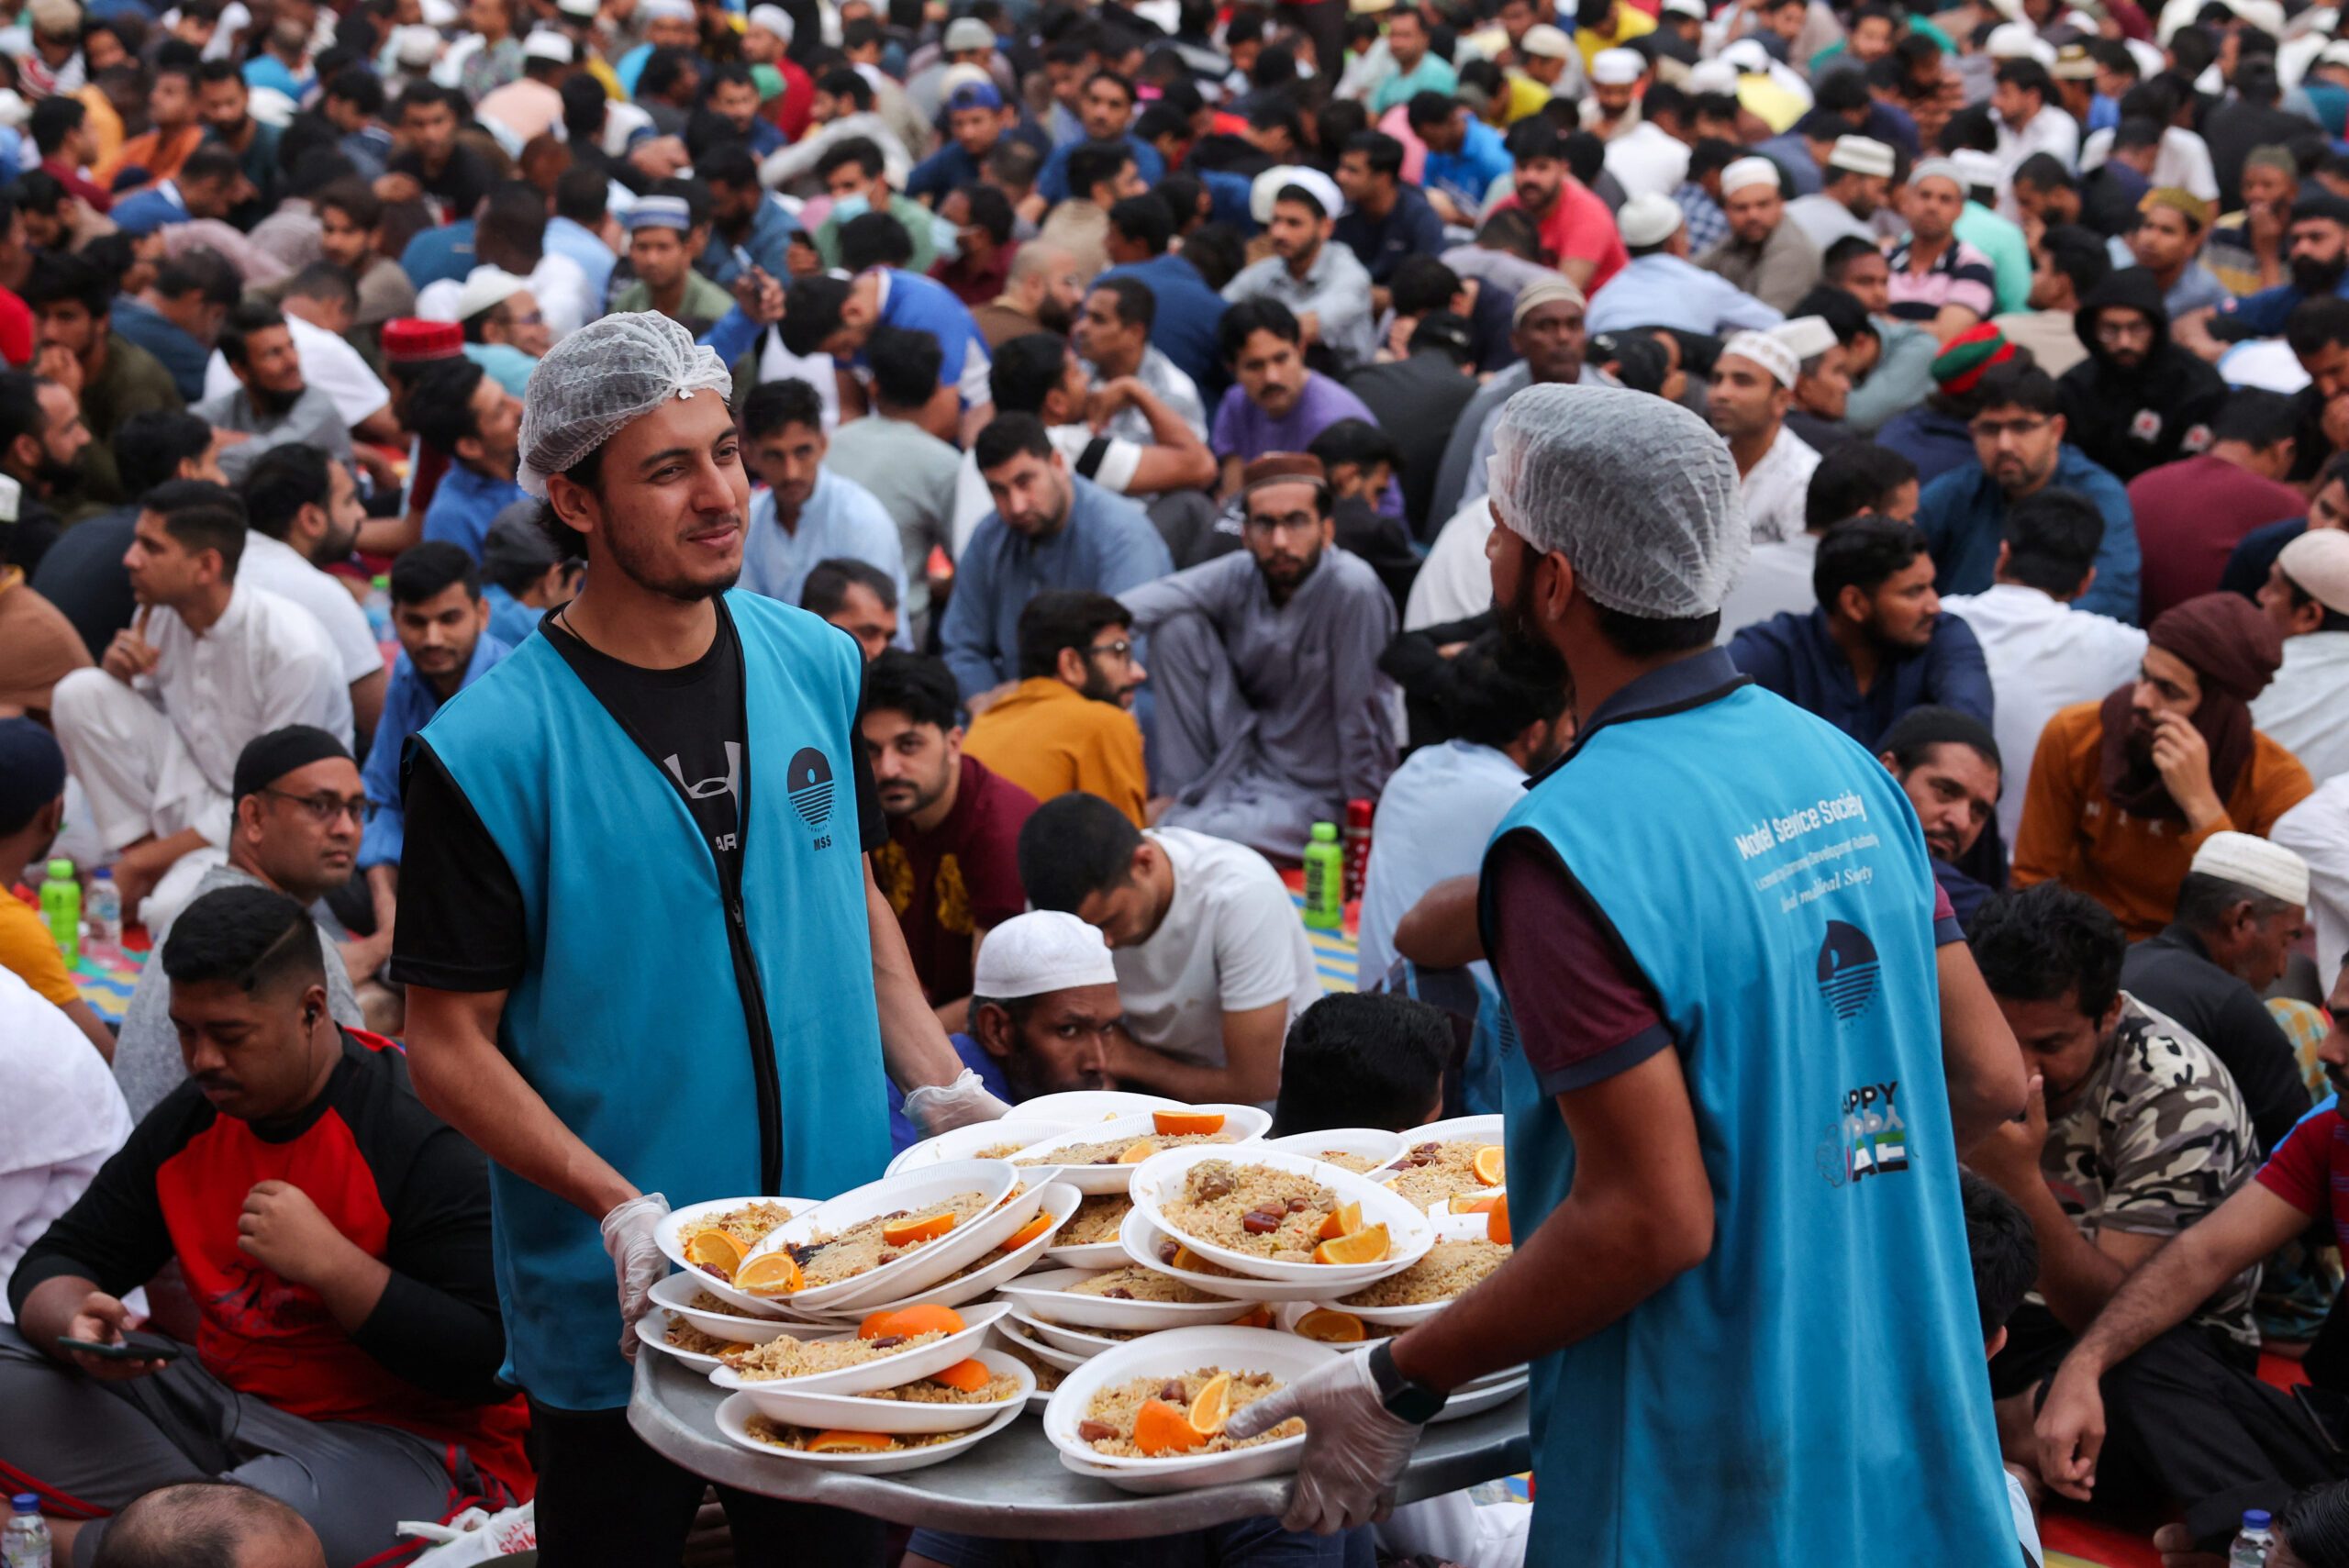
[502,309,545,328]
[2091,318,2154,343]
[1084,638,1133,660]
[262,789,377,825]
[1969,416,2051,440]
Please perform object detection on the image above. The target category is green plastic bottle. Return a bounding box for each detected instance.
[1302,822,1344,929]
[39,858,79,957]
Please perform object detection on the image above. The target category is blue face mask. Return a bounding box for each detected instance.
[930,211,962,262]
[830,193,871,223]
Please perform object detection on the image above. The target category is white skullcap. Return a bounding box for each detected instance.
[747,1,792,33]
[1772,314,1838,362]
[1520,23,1573,59]
[1485,383,1750,619]
[522,28,573,61]
[1511,275,1586,327]
[1720,37,1771,72]
[1909,155,1965,191]
[1986,20,2042,56]
[1660,0,1705,15]
[418,0,457,25]
[2280,527,2349,617]
[1686,59,1739,94]
[1617,190,1684,248]
[0,92,29,132]
[557,0,599,18]
[392,23,441,64]
[640,0,693,20]
[518,313,733,498]
[1590,46,1644,83]
[2190,831,2310,906]
[1827,135,1895,178]
[974,911,1119,999]
[1250,164,1346,224]
[1721,328,1800,387]
[1951,149,2003,192]
[941,15,992,50]
[457,266,529,323]
[1720,156,1781,196]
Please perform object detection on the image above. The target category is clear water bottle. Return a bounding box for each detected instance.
[2232,1507,2275,1567]
[85,867,120,948]
[37,858,77,958]
[2,1494,50,1568]
[363,574,394,643]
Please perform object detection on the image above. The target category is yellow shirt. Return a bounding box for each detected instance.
[960,678,1149,828]
[1502,74,1553,124]
[1577,6,1654,69]
[0,893,81,1012]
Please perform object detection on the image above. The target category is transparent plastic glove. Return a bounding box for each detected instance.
[902,1068,1014,1136]
[599,1192,669,1360]
[1225,1347,1426,1534]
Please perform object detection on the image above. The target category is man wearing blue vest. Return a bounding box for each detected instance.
[390,314,1003,1565]
[1232,384,2031,1560]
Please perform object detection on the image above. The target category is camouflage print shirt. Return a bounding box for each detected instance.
[2039,995,2264,1351]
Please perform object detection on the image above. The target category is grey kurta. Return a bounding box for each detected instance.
[1120,547,1399,860]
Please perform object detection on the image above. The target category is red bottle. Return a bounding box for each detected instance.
[1343,798,1374,903]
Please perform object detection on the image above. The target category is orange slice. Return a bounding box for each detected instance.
[1187,1373,1231,1436]
[1152,1109,1227,1137]
[1294,1307,1367,1343]
[1133,1396,1210,1456]
[1472,1145,1505,1186]
[685,1229,744,1276]
[859,1303,966,1340]
[929,1358,992,1392]
[882,1211,956,1247]
[805,1429,896,1453]
[1116,1140,1157,1164]
[1168,1243,1210,1272]
[1315,1201,1363,1240]
[1487,1195,1510,1247]
[1002,1212,1054,1251]
[1230,1304,1275,1329]
[1313,1224,1390,1266]
[1452,1194,1500,1216]
[734,1251,801,1294]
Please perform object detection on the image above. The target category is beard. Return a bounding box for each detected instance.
[1495,562,1572,693]
[1036,295,1074,334]
[250,379,306,417]
[31,451,79,494]
[601,512,743,602]
[2293,250,2349,295]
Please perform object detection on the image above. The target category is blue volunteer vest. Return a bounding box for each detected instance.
[421,592,890,1409]
[1482,678,2011,1563]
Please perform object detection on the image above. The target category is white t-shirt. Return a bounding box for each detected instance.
[0,965,132,1322]
[1715,534,1820,643]
[203,314,390,430]
[1403,497,1495,630]
[234,531,381,686]
[951,423,1143,556]
[1355,740,1525,989]
[1113,828,1325,1078]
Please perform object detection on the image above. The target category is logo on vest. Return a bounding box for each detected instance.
[664,742,742,853]
[787,746,839,849]
[1815,920,1880,1021]
[1817,1080,1909,1188]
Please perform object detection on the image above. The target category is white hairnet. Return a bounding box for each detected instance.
[518,312,734,498]
[1485,383,1750,620]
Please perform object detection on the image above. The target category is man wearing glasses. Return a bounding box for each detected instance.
[963,587,1151,825]
[2054,265,2228,484]
[1118,451,1397,860]
[110,726,385,1120]
[1915,361,2144,623]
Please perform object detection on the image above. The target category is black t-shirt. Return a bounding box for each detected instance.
[23,501,121,651]
[388,604,885,994]
[390,143,496,221]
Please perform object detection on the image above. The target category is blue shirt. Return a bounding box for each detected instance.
[871,269,991,407]
[107,184,186,237]
[1034,131,1165,206]
[701,195,801,290]
[615,40,654,96]
[1096,252,1230,398]
[941,475,1174,697]
[2218,271,2349,338]
[423,462,529,561]
[1331,184,1445,285]
[740,467,909,617]
[242,54,314,99]
[462,342,537,397]
[887,1033,1008,1152]
[483,583,541,647]
[402,218,477,290]
[1916,447,2142,622]
[359,630,510,870]
[1584,253,1787,337]
[907,140,987,206]
[1371,53,1458,115]
[109,292,209,402]
[1422,120,1512,216]
[544,215,614,308]
[1727,606,1993,748]
[1875,404,1980,485]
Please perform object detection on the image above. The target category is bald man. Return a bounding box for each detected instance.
[974,243,1085,350]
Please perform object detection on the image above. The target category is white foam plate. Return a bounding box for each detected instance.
[1008,1106,1272,1195]
[1116,1207,1351,1303]
[1012,1090,1183,1124]
[1263,1129,1408,1172]
[1004,1305,1132,1358]
[708,1344,1032,1435]
[835,1183,1081,1316]
[736,1161,1022,1314]
[996,1265,1260,1332]
[1372,1117,1508,1211]
[1129,1145,1435,1285]
[886,1119,1080,1176]
[1041,1326,1335,1492]
[655,1196,814,1317]
[1431,1373,1528,1423]
[715,1385,1025,1473]
[635,1311,739,1371]
[708,1301,1013,1401]
[992,1315,1094,1372]
[648,1273,835,1344]
[1042,1195,1137,1271]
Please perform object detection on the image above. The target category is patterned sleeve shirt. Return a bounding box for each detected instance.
[2038,995,2264,1351]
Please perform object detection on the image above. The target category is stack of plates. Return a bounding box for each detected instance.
[1041,1326,1337,1495]
[710,1328,1032,1474]
[1122,1145,1437,1302]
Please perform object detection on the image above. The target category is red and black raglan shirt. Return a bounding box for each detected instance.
[2254,1100,2349,1248]
[7,1028,531,1497]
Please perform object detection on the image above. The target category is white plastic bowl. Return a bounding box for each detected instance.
[1128,1145,1435,1285]
[992,1315,1094,1372]
[654,1196,814,1317]
[1040,1325,1336,1492]
[708,1344,1032,1435]
[634,1311,739,1371]
[886,1119,1080,1176]
[996,1265,1260,1332]
[1117,1207,1353,1303]
[735,1161,1021,1314]
[1371,1117,1509,1212]
[1263,1129,1408,1172]
[1012,1090,1183,1124]
[714,1383,1025,1473]
[648,1273,835,1344]
[1007,1106,1272,1196]
[708,1300,1013,1401]
[1042,1194,1137,1271]
[1004,1306,1131,1358]
[837,1183,1080,1315]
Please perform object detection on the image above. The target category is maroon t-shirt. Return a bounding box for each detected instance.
[874,754,1037,1004]
[2127,453,2307,621]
